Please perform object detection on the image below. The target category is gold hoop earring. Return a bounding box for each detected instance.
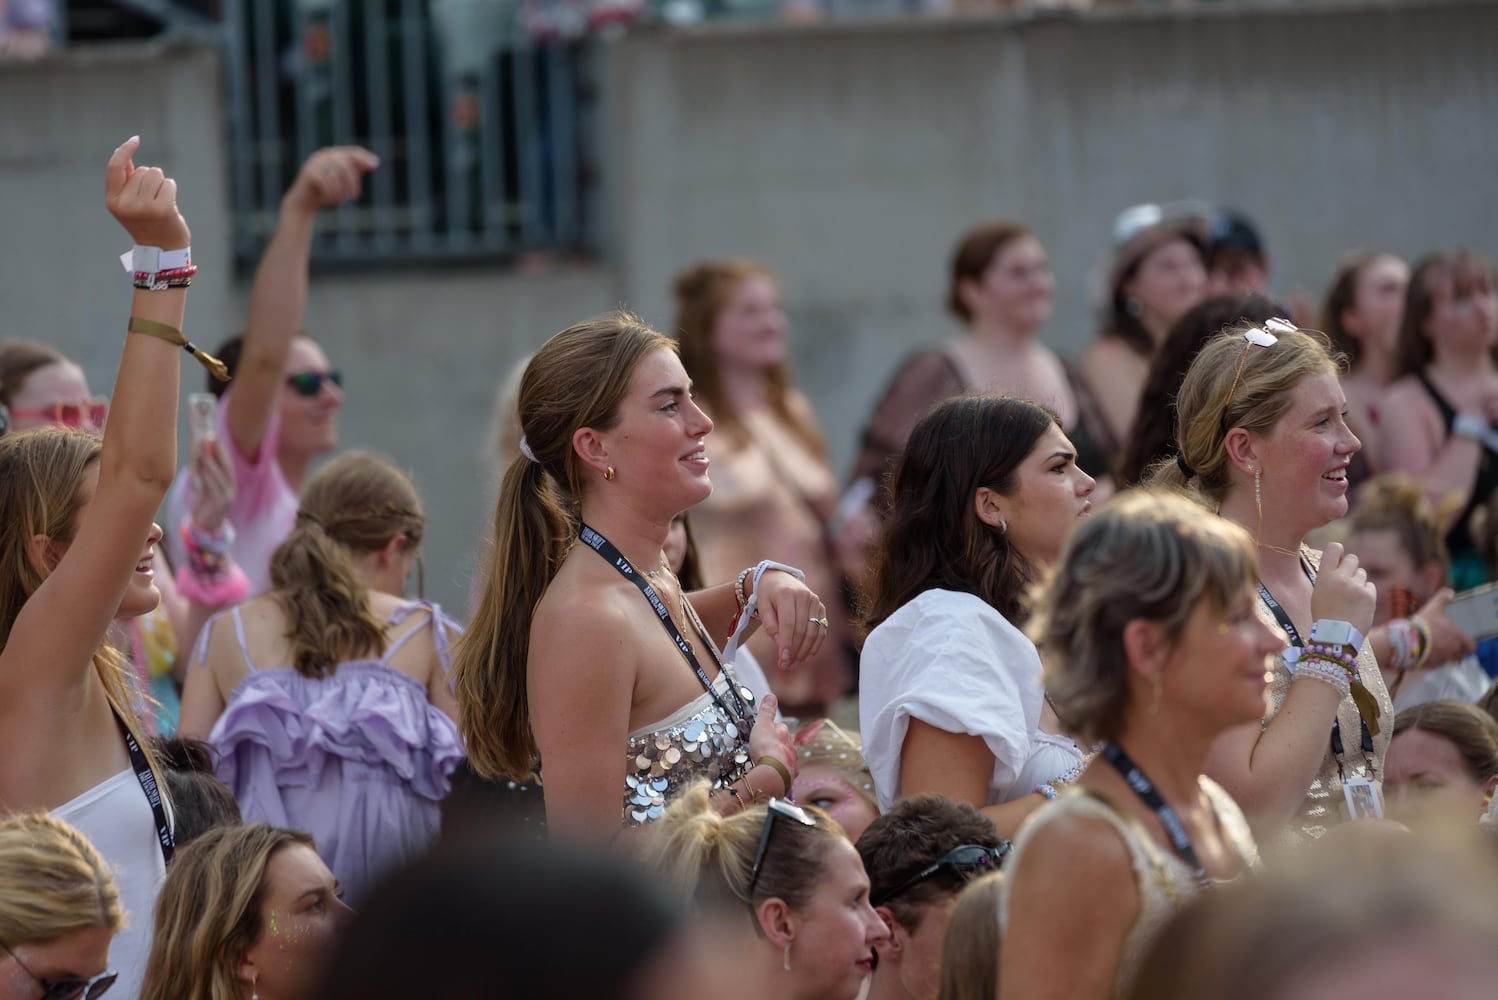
[604,466,616,482]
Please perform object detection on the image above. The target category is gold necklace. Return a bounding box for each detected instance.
[1257,541,1305,559]
[647,560,694,652]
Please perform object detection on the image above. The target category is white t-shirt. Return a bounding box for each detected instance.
[860,589,1081,811]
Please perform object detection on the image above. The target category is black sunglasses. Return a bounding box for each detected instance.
[870,842,1010,908]
[746,798,817,897]
[285,370,343,397]
[1,942,117,1000]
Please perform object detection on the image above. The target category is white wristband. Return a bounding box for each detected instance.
[722,560,807,667]
[1310,619,1365,652]
[120,245,192,275]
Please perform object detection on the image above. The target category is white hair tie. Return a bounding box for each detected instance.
[519,436,539,463]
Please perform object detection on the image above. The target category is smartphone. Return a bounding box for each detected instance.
[1445,583,1498,641]
[187,392,218,458]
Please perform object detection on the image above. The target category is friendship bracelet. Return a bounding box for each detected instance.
[735,566,754,610]
[1034,783,1058,800]
[127,317,231,382]
[1410,616,1433,670]
[756,756,794,798]
[1302,643,1358,672]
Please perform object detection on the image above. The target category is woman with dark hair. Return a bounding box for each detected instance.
[1377,250,1498,589]
[850,223,1102,519]
[1320,253,1410,483]
[453,312,816,842]
[672,260,851,718]
[1078,203,1209,466]
[180,450,463,904]
[859,395,1095,837]
[1116,293,1281,487]
[1000,490,1270,1000]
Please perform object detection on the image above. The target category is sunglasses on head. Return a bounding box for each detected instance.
[7,398,109,430]
[870,842,1010,908]
[746,798,818,898]
[1,942,117,1000]
[285,370,343,397]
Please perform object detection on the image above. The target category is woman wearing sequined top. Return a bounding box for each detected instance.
[1151,319,1387,843]
[453,312,820,842]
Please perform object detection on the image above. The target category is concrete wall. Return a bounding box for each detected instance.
[608,0,1498,481]
[4,0,1497,612]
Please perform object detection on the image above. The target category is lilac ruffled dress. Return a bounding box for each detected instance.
[206,601,465,904]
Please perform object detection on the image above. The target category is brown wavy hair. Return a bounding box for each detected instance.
[861,395,1056,630]
[268,450,425,679]
[454,311,674,781]
[1320,252,1399,367]
[0,339,67,410]
[140,824,316,1000]
[672,259,824,455]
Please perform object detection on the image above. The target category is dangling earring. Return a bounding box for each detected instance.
[1125,296,1144,318]
[1148,676,1162,717]
[250,972,259,1000]
[604,466,616,482]
[783,943,792,972]
[1253,467,1263,543]
[998,516,1008,536]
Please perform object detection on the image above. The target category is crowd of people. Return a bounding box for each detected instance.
[3,138,1498,1000]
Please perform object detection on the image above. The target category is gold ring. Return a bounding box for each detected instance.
[811,616,828,628]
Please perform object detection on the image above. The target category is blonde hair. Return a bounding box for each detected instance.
[793,719,876,808]
[454,312,675,780]
[0,428,162,787]
[672,260,825,455]
[640,781,843,915]
[268,450,425,679]
[1147,323,1344,504]
[0,813,122,946]
[1033,489,1259,743]
[936,873,1004,1000]
[140,824,316,1000]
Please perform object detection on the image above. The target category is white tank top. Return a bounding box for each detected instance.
[53,769,168,1000]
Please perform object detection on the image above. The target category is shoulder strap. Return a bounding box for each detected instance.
[231,606,258,672]
[380,601,435,664]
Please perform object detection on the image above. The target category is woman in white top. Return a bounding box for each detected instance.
[1000,490,1274,1000]
[0,138,206,997]
[859,395,1095,837]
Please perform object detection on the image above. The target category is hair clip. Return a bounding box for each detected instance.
[1243,326,1279,348]
[1262,317,1298,336]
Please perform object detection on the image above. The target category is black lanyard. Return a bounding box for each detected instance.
[578,523,753,724]
[1257,561,1376,770]
[114,712,174,866]
[1101,742,1211,890]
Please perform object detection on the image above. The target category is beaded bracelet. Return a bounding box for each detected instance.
[1034,783,1058,800]
[1294,655,1353,698]
[1302,642,1357,672]
[726,783,745,809]
[734,566,754,610]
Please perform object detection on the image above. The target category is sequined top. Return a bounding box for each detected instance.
[1258,550,1393,844]
[623,673,755,827]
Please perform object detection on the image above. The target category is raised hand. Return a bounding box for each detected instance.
[106,136,191,249]
[284,145,380,214]
[1412,589,1477,667]
[754,570,829,671]
[189,435,237,535]
[1310,542,1376,637]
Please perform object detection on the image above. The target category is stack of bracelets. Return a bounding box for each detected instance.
[175,520,250,607]
[1297,641,1359,698]
[1385,615,1433,696]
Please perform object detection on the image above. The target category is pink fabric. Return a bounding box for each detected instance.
[165,393,298,596]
